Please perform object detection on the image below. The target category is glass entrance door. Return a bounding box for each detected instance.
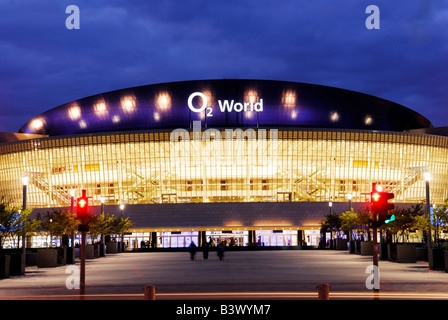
[205,231,249,247]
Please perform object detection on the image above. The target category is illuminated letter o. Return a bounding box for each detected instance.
[188,92,208,113]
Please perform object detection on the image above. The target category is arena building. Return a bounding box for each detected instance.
[1,79,447,248]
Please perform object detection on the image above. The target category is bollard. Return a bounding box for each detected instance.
[317,284,330,300]
[144,285,156,300]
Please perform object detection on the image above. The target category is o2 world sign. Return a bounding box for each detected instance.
[188,92,264,117]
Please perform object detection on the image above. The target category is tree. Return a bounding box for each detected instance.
[88,212,114,244]
[16,208,41,249]
[108,215,133,250]
[36,210,78,247]
[431,199,448,248]
[340,209,358,241]
[109,215,133,236]
[320,212,341,248]
[0,203,40,250]
[0,204,17,250]
[383,204,425,243]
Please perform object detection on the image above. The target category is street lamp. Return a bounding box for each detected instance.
[424,172,432,250]
[347,194,352,211]
[329,201,332,215]
[119,204,125,251]
[101,197,105,214]
[69,189,75,250]
[70,189,75,212]
[22,176,28,210]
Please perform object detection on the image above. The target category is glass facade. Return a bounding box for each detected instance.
[0,127,447,209]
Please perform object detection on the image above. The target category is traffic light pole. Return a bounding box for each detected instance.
[77,189,89,299]
[80,229,86,297]
[372,215,379,299]
[78,223,89,299]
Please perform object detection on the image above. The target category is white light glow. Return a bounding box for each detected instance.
[330,112,339,122]
[31,119,44,131]
[364,115,373,125]
[121,95,136,113]
[245,110,254,119]
[245,89,259,104]
[282,90,296,108]
[112,115,120,123]
[156,92,171,111]
[68,104,81,120]
[94,101,107,116]
[291,110,297,119]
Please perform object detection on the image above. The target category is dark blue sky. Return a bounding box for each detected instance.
[0,1,447,132]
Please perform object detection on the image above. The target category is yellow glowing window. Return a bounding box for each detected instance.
[84,163,100,171]
[353,160,368,168]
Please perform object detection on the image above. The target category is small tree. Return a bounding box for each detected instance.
[383,204,425,243]
[431,199,448,248]
[355,207,371,241]
[109,215,133,249]
[0,204,18,250]
[88,212,114,244]
[0,204,39,250]
[16,208,41,249]
[36,210,78,247]
[340,209,358,241]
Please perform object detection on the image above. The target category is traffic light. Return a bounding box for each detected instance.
[77,189,89,221]
[370,189,394,226]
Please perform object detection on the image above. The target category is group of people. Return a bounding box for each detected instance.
[188,240,226,261]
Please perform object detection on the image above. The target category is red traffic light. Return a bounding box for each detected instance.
[78,198,87,208]
[76,189,89,220]
[370,191,394,214]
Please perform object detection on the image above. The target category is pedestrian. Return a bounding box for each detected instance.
[202,242,209,259]
[189,241,197,260]
[217,240,225,260]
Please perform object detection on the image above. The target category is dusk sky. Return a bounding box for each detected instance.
[0,1,447,132]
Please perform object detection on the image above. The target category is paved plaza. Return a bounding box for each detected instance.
[1,249,448,300]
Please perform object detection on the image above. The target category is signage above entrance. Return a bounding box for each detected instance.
[188,91,264,118]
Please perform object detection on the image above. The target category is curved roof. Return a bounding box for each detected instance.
[19,79,432,136]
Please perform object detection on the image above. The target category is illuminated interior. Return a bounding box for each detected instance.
[0,127,446,208]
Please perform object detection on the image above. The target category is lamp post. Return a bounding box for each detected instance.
[328,201,333,249]
[101,197,105,214]
[70,189,75,212]
[22,176,28,210]
[424,172,432,250]
[70,190,75,249]
[347,194,352,211]
[120,204,125,251]
[21,176,28,255]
